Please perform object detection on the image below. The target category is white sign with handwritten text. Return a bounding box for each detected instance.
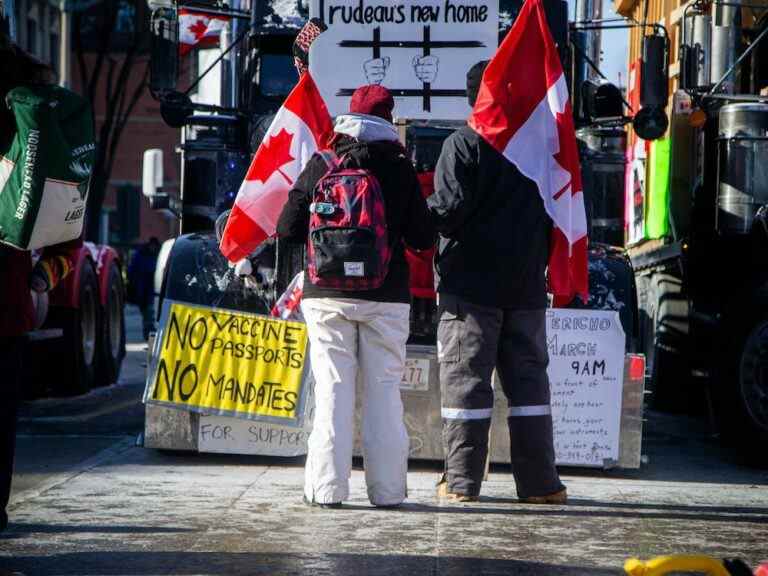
[309,0,498,119]
[198,414,312,456]
[547,309,625,467]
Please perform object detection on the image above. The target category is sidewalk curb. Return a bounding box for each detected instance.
[18,398,141,424]
[8,437,135,510]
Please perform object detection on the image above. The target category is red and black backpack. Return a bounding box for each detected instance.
[307,151,391,290]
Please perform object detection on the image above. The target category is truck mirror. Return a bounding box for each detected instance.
[159,91,193,128]
[142,149,164,198]
[634,34,670,140]
[581,80,624,123]
[149,6,178,94]
[633,107,668,140]
[640,34,669,110]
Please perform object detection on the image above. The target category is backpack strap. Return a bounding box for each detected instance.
[316,149,339,171]
[336,152,353,168]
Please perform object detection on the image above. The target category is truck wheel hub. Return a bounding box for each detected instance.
[740,320,768,431]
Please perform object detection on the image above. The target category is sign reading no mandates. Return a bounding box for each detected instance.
[143,301,310,427]
[309,0,498,119]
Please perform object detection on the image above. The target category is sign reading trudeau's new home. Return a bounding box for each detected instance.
[143,301,310,427]
[309,0,498,119]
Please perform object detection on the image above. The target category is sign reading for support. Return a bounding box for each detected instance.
[309,0,498,119]
[144,301,310,427]
[198,414,313,456]
[547,309,626,467]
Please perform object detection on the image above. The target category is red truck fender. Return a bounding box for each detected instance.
[48,242,121,309]
[90,243,122,307]
[48,246,89,308]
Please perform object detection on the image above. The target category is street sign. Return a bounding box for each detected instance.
[309,0,498,120]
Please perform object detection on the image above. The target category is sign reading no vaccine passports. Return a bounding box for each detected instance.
[143,301,310,427]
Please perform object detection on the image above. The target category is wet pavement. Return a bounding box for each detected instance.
[2,445,767,575]
[2,307,767,575]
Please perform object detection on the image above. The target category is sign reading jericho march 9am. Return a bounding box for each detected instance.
[144,301,310,426]
[309,0,498,119]
[547,309,625,467]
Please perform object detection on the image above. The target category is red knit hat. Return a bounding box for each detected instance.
[349,85,394,122]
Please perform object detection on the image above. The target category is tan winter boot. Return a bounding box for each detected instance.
[436,478,479,503]
[519,488,568,505]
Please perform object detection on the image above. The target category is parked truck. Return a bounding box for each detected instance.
[0,0,126,398]
[25,243,126,398]
[609,0,768,464]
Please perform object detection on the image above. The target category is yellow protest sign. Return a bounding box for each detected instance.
[144,301,310,426]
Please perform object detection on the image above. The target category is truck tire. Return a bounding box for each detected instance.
[644,272,691,411]
[719,310,768,467]
[50,261,100,396]
[97,261,126,386]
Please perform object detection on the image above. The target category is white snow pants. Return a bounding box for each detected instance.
[302,298,411,506]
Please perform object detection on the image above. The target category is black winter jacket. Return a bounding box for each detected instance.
[428,126,551,309]
[276,136,435,303]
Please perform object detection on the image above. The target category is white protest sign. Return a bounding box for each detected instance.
[198,414,312,456]
[309,0,498,119]
[547,309,626,467]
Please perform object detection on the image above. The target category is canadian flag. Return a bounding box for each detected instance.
[220,73,334,262]
[270,272,305,321]
[178,9,230,56]
[468,0,588,305]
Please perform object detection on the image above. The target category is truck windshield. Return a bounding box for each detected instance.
[259,54,298,98]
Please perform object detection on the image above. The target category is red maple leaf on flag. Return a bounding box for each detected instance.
[189,18,209,40]
[251,129,295,185]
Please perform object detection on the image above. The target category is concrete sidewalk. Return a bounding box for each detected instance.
[2,442,767,575]
[5,304,767,574]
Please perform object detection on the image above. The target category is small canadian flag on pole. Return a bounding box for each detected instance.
[270,272,305,320]
[469,0,589,306]
[178,9,230,56]
[219,72,334,262]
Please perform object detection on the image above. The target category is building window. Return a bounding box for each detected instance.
[25,2,43,58]
[114,186,141,244]
[48,4,61,73]
[26,17,37,55]
[76,1,148,53]
[49,32,59,74]
[12,0,20,41]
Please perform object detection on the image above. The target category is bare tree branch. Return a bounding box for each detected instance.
[73,12,90,107]
[105,56,116,107]
[88,2,119,100]
[74,0,151,241]
[108,62,150,172]
[111,52,138,130]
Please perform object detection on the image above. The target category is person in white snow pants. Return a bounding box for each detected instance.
[276,85,436,507]
[302,299,410,505]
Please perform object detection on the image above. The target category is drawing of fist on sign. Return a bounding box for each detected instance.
[412,55,439,84]
[363,57,390,84]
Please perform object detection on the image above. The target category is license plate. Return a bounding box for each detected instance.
[401,358,430,391]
